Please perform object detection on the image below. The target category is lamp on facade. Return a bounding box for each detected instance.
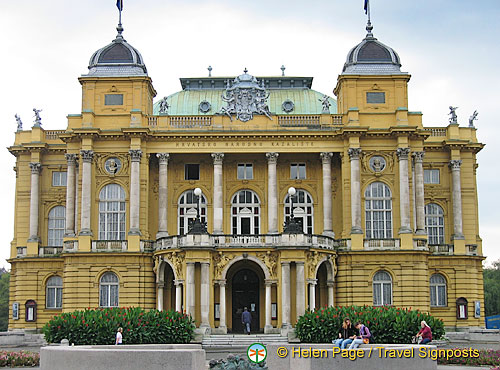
[188,187,207,234]
[283,187,302,234]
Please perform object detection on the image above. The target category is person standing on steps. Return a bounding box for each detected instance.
[242,307,252,335]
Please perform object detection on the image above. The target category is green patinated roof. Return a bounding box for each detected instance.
[153,89,336,116]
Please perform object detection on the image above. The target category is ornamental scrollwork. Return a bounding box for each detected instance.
[256,251,278,279]
[212,252,235,280]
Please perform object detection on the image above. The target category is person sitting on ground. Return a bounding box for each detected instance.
[415,320,432,344]
[332,317,356,349]
[242,307,252,335]
[348,321,372,349]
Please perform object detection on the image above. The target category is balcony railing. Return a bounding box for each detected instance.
[45,130,65,140]
[170,116,212,128]
[278,115,320,127]
[156,233,339,250]
[63,240,78,252]
[413,238,428,250]
[429,244,454,255]
[16,247,26,257]
[92,240,127,252]
[424,128,447,137]
[39,246,63,256]
[466,244,478,256]
[364,238,400,250]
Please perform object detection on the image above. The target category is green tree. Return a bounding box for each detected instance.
[484,260,500,317]
[0,269,10,331]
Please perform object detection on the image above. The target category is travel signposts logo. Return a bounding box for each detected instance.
[247,343,267,364]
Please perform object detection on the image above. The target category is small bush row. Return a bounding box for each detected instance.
[42,307,195,345]
[295,305,445,344]
[437,348,500,367]
[0,351,39,367]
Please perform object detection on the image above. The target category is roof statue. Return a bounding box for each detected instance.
[319,94,331,114]
[208,65,212,77]
[448,106,458,125]
[469,110,478,128]
[158,97,169,114]
[15,114,23,131]
[218,69,272,122]
[281,65,286,77]
[33,108,42,127]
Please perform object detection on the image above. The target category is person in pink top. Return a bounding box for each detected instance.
[416,321,432,344]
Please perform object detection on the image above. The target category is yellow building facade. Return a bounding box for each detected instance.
[8,21,484,334]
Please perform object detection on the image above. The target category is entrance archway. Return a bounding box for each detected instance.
[159,261,176,310]
[225,260,266,333]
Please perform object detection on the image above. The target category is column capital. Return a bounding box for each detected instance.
[320,152,333,164]
[156,153,170,165]
[211,153,224,165]
[200,261,210,267]
[449,159,462,170]
[411,151,425,163]
[217,279,227,287]
[266,152,279,164]
[129,149,143,162]
[396,147,410,160]
[174,279,184,286]
[29,162,41,174]
[295,261,305,266]
[80,150,94,163]
[65,153,78,164]
[307,278,318,286]
[280,261,290,266]
[348,148,362,160]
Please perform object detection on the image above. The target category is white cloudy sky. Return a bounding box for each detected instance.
[0,1,498,268]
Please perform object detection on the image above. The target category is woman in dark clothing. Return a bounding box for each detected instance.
[332,318,356,349]
[416,320,432,344]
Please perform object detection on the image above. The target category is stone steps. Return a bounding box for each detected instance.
[202,334,288,348]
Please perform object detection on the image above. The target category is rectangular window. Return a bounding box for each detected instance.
[237,163,253,180]
[185,164,200,180]
[52,172,67,187]
[366,92,386,104]
[290,163,306,179]
[424,169,440,184]
[104,94,124,105]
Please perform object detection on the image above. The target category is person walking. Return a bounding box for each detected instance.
[115,327,123,345]
[242,307,252,335]
[415,320,432,344]
[332,317,356,349]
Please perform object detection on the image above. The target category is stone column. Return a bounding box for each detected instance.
[449,160,464,239]
[211,153,224,234]
[295,262,306,318]
[79,150,94,235]
[412,152,426,235]
[129,149,142,235]
[157,283,164,311]
[74,161,79,234]
[175,280,183,312]
[327,281,334,307]
[320,153,334,236]
[200,262,210,327]
[185,262,196,319]
[266,153,279,233]
[156,153,170,238]
[397,148,412,233]
[348,148,362,233]
[265,280,273,331]
[308,279,317,310]
[219,280,227,329]
[28,162,41,241]
[64,154,77,236]
[281,261,291,328]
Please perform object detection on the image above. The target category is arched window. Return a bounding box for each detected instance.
[99,272,119,307]
[178,190,207,235]
[231,190,260,235]
[425,203,445,244]
[99,184,126,240]
[365,182,393,238]
[284,189,314,234]
[430,274,447,307]
[48,206,65,246]
[373,270,392,306]
[46,276,63,309]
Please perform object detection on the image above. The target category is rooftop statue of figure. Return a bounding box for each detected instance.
[15,114,23,131]
[469,110,478,127]
[319,94,331,114]
[158,97,169,114]
[448,106,458,125]
[33,108,42,127]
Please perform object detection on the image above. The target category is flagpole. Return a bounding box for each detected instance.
[367,0,371,24]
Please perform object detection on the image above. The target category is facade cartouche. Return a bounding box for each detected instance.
[7,20,484,333]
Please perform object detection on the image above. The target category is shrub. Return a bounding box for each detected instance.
[437,348,500,367]
[295,305,445,344]
[42,307,195,345]
[0,351,40,367]
[209,354,268,369]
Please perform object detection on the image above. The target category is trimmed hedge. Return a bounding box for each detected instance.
[42,307,195,345]
[295,305,445,344]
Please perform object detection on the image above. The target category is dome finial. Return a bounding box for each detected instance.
[116,0,124,40]
[364,0,374,38]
